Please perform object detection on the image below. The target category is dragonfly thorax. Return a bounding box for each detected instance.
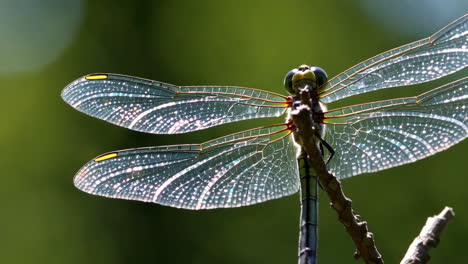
[290,96,327,145]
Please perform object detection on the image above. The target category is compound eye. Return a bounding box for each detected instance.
[310,66,328,87]
[283,68,298,94]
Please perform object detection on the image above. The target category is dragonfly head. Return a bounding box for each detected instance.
[284,65,328,96]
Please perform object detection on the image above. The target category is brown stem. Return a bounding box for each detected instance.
[290,88,384,264]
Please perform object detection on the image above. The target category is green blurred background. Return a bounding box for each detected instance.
[1,0,467,263]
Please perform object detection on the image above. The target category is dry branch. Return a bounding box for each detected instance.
[400,207,455,264]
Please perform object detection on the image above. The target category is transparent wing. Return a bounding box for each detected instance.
[61,74,289,134]
[324,77,467,178]
[320,14,467,103]
[73,125,299,209]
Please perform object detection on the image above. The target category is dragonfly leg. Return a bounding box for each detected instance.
[314,130,335,166]
[322,139,335,166]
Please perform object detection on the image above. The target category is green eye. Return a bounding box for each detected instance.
[310,66,328,87]
[284,68,298,94]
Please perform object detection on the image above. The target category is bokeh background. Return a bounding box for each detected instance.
[1,0,467,263]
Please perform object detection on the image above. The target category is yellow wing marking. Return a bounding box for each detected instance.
[94,152,118,162]
[85,74,108,80]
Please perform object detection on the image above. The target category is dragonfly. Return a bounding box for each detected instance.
[62,15,467,264]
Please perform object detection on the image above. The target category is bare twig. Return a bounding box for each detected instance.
[400,207,455,264]
[290,88,384,264]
